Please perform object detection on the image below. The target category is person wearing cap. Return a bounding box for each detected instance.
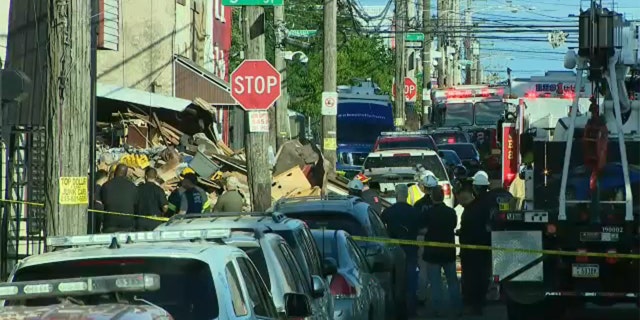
[355,173,383,214]
[459,170,493,315]
[213,176,244,213]
[407,168,428,206]
[166,168,193,216]
[177,173,211,215]
[380,184,422,318]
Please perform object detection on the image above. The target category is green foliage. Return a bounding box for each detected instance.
[229,1,394,118]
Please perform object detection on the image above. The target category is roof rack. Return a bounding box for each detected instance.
[166,211,287,224]
[380,130,429,137]
[46,228,234,248]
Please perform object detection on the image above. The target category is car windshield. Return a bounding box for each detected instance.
[438,144,478,159]
[443,103,473,126]
[10,257,218,320]
[364,154,448,181]
[474,101,504,125]
[283,212,367,236]
[440,151,462,165]
[377,137,436,151]
[241,247,271,285]
[430,132,468,144]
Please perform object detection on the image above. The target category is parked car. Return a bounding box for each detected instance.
[374,131,439,152]
[7,230,313,320]
[155,212,335,319]
[0,275,173,320]
[311,229,387,320]
[363,149,455,207]
[271,196,404,319]
[437,143,482,174]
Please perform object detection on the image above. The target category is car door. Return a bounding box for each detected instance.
[348,236,386,317]
[367,207,403,264]
[278,242,326,320]
[236,257,280,319]
[297,226,333,319]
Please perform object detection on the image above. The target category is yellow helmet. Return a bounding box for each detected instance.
[180,167,195,177]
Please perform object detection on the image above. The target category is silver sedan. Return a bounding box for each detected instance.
[311,229,386,320]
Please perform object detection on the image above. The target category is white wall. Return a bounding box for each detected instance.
[0,0,9,66]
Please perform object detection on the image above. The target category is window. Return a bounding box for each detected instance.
[474,101,505,125]
[273,244,298,291]
[368,208,389,237]
[240,247,271,285]
[226,262,249,316]
[237,258,278,318]
[442,103,473,127]
[347,237,370,273]
[376,137,436,151]
[279,243,310,294]
[97,0,120,51]
[285,212,367,236]
[11,257,219,319]
[299,227,324,276]
[276,230,314,282]
[364,154,448,181]
[438,144,479,159]
[430,132,469,144]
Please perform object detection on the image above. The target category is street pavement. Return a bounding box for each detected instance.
[411,303,640,320]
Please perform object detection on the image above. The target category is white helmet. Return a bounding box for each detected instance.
[472,170,490,186]
[347,179,364,191]
[420,171,439,188]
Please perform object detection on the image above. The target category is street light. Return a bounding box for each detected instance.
[281,51,309,64]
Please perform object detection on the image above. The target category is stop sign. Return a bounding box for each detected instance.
[231,60,281,111]
[404,77,417,102]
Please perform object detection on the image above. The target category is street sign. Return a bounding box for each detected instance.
[392,77,418,102]
[248,111,269,132]
[222,0,284,6]
[405,33,424,42]
[231,59,281,111]
[288,30,318,38]
[321,91,338,116]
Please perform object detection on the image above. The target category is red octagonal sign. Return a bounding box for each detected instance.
[231,59,282,111]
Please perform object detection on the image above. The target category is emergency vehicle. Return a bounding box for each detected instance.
[489,7,640,319]
[429,85,507,176]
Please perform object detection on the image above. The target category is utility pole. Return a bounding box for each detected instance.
[394,0,407,129]
[451,0,460,85]
[242,6,271,211]
[322,0,337,176]
[436,0,446,87]
[422,0,432,126]
[274,5,290,149]
[44,0,91,236]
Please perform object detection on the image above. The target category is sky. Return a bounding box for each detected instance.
[358,0,640,79]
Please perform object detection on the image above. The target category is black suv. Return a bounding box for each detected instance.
[271,195,407,319]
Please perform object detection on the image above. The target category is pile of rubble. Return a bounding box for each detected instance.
[96,104,334,210]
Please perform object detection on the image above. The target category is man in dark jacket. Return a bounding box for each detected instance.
[381,184,421,318]
[422,186,462,317]
[136,167,168,230]
[355,173,383,214]
[99,164,138,232]
[459,171,493,316]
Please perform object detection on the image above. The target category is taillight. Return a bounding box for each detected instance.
[546,224,557,235]
[329,274,357,297]
[447,137,455,144]
[606,249,617,264]
[443,184,451,198]
[576,249,589,263]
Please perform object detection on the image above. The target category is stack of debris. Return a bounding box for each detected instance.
[96,101,330,210]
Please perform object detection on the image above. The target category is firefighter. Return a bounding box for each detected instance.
[355,173,383,214]
[347,178,364,197]
[459,170,493,316]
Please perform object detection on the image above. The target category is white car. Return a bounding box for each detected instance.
[363,149,455,208]
[5,229,313,320]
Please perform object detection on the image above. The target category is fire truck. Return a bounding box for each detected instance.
[429,85,507,177]
[491,5,640,320]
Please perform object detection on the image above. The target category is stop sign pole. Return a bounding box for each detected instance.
[230,61,280,210]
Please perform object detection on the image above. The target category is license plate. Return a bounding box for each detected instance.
[579,232,619,242]
[572,264,599,278]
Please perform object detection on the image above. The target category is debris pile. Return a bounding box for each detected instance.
[96,104,330,211]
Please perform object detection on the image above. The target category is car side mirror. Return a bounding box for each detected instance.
[311,275,326,299]
[284,292,313,318]
[322,257,338,276]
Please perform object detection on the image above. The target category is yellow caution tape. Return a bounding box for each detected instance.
[351,236,640,259]
[0,199,169,222]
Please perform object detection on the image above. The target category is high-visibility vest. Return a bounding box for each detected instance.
[407,185,424,206]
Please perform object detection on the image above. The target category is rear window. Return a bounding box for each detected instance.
[440,151,461,165]
[284,212,367,236]
[364,155,448,181]
[438,144,478,159]
[430,132,468,144]
[377,137,436,151]
[11,257,218,319]
[311,232,339,262]
[241,247,270,286]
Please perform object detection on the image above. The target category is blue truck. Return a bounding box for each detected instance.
[335,80,394,177]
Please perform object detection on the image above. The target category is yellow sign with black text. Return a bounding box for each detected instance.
[59,177,89,205]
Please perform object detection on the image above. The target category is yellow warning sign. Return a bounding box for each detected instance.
[59,177,89,205]
[323,138,337,150]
